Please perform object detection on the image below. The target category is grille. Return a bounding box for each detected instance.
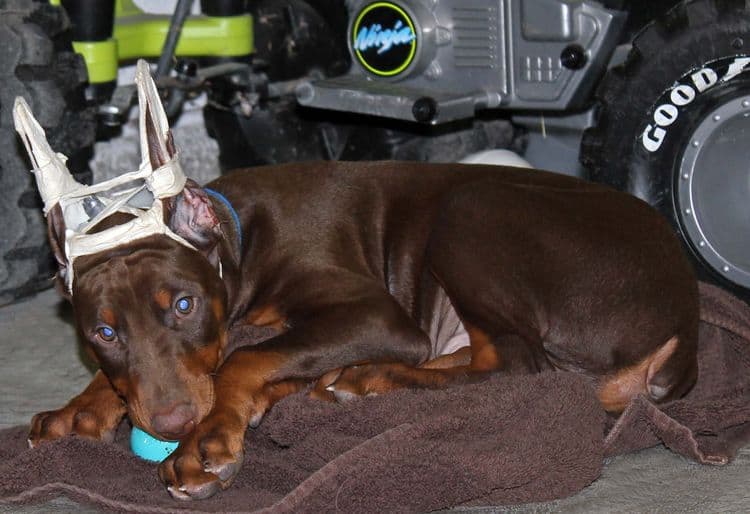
[452,4,499,69]
[521,56,563,83]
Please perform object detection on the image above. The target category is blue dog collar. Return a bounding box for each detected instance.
[205,188,242,251]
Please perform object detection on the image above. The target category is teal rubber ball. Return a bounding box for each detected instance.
[130,426,179,462]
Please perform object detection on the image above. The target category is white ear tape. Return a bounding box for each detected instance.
[13,97,86,215]
[13,59,204,294]
[136,59,173,170]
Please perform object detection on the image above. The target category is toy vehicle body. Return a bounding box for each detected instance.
[297,0,625,123]
[296,0,750,301]
[61,0,253,89]
[1,0,749,304]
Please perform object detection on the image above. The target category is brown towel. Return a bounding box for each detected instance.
[605,283,750,463]
[0,283,748,513]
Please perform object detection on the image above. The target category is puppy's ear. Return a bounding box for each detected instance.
[13,96,80,300]
[46,204,72,301]
[144,98,176,170]
[165,179,224,264]
[135,59,176,171]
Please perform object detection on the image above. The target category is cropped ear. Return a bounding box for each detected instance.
[46,204,72,301]
[13,96,81,301]
[165,179,224,265]
[144,102,177,170]
[135,59,176,171]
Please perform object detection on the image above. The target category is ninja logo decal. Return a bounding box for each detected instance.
[352,2,417,77]
[354,19,415,54]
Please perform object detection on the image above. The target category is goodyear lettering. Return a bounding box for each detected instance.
[642,57,750,152]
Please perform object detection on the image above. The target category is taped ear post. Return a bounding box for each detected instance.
[12,96,84,215]
[135,59,176,171]
[12,60,207,294]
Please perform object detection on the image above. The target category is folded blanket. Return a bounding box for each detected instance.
[0,283,748,513]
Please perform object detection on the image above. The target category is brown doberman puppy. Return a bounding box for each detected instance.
[23,90,698,501]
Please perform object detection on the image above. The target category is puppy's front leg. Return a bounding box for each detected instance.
[28,370,126,447]
[157,350,305,501]
[158,294,430,501]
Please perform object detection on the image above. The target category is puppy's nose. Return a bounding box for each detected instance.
[150,403,196,439]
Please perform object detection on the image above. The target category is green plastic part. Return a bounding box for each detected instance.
[61,0,253,83]
[115,0,142,17]
[113,14,254,60]
[72,40,118,83]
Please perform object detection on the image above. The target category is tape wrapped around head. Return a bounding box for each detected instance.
[13,60,200,293]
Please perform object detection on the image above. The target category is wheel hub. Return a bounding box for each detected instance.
[677,96,750,288]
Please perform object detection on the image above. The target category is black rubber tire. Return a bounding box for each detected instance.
[580,0,750,300]
[249,0,350,81]
[0,0,96,306]
[204,0,351,168]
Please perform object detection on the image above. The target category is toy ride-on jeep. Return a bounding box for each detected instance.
[296,0,750,302]
[1,0,748,305]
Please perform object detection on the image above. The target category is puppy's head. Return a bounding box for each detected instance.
[48,177,229,438]
[70,228,228,440]
[16,60,230,440]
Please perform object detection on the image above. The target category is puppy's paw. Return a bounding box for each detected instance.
[309,368,343,402]
[158,417,245,501]
[28,398,124,448]
[322,362,410,402]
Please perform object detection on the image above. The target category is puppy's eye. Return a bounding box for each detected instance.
[96,325,116,342]
[175,296,194,315]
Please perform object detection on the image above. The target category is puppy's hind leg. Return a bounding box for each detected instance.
[598,333,698,413]
[315,326,543,401]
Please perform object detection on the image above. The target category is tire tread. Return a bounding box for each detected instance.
[0,1,95,305]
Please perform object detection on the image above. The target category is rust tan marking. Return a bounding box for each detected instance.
[213,351,287,406]
[419,347,472,369]
[211,296,224,323]
[124,375,154,432]
[245,304,287,331]
[262,379,307,405]
[318,323,502,399]
[310,368,344,401]
[466,324,501,371]
[329,363,399,396]
[363,374,397,394]
[154,289,172,310]
[186,350,290,429]
[598,336,680,413]
[180,364,216,424]
[72,371,127,435]
[367,362,465,392]
[182,341,223,376]
[210,296,229,362]
[216,330,228,363]
[331,361,475,396]
[646,336,679,384]
[220,351,287,387]
[176,354,215,426]
[28,370,126,446]
[110,376,129,397]
[100,308,117,327]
